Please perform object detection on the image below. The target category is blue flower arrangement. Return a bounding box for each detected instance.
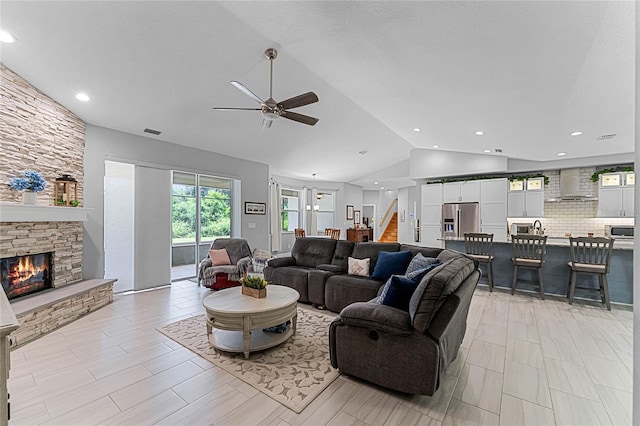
[9,170,46,192]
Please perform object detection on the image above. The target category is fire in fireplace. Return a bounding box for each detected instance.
[1,252,53,300]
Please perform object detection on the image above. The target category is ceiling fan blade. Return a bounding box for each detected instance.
[278,92,319,110]
[230,81,264,104]
[261,119,273,129]
[212,107,261,111]
[280,110,319,126]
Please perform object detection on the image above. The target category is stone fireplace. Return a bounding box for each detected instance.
[0,204,114,347]
[1,251,53,300]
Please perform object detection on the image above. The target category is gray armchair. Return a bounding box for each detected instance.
[197,238,252,289]
[329,255,479,395]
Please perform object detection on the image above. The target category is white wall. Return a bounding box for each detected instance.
[410,149,508,179]
[83,125,269,280]
[397,185,418,243]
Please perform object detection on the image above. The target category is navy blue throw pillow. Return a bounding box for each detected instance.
[380,275,420,311]
[370,250,413,282]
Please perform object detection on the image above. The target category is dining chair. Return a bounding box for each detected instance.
[511,235,547,299]
[324,228,334,236]
[330,228,341,240]
[567,237,614,310]
[294,228,306,239]
[464,233,494,291]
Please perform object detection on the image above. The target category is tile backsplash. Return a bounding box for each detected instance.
[508,167,635,237]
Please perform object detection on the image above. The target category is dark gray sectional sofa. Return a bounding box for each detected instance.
[263,237,452,313]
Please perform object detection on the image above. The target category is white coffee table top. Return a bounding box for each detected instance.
[202,285,299,314]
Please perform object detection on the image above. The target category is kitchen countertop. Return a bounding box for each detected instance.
[439,236,634,250]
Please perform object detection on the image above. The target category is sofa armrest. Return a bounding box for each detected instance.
[197,257,212,279]
[339,302,412,335]
[317,264,345,273]
[267,256,296,268]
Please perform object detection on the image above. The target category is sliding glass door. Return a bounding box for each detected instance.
[171,172,232,281]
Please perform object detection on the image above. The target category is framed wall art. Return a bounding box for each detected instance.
[354,210,361,224]
[346,205,354,220]
[245,202,266,215]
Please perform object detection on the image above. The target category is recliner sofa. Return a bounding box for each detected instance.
[329,254,480,395]
[263,237,460,313]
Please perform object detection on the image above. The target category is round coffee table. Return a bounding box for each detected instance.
[202,285,299,359]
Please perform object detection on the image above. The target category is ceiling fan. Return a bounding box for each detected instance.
[213,48,319,129]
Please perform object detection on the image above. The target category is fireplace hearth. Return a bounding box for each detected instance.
[1,252,53,300]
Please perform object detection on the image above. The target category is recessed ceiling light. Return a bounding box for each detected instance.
[0,30,15,44]
[483,149,491,153]
[75,93,90,102]
[413,128,421,132]
[556,152,567,156]
[570,131,583,136]
[380,186,385,190]
[475,131,484,136]
[373,181,379,185]
[432,145,439,149]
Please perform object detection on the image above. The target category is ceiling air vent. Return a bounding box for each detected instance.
[144,128,161,135]
[494,148,503,153]
[358,149,369,155]
[596,133,616,141]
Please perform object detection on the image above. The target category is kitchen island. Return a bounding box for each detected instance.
[444,237,633,305]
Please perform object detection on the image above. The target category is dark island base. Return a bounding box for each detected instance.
[445,240,633,305]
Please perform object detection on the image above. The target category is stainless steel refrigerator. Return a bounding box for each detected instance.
[442,202,480,238]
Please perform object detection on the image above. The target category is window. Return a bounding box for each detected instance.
[171,172,232,245]
[172,172,197,244]
[315,191,335,232]
[199,175,231,242]
[281,188,300,232]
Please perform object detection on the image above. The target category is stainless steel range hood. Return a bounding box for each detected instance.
[545,168,598,202]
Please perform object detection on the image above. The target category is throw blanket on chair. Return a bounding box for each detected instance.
[197,238,252,287]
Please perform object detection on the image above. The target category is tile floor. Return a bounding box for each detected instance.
[7,282,633,425]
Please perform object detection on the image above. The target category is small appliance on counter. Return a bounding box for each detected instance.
[605,225,634,239]
[510,222,534,236]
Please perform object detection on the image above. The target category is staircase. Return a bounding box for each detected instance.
[378,213,398,242]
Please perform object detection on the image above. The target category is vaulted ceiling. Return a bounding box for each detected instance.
[0,1,635,189]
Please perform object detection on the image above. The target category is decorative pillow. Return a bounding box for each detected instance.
[378,262,441,303]
[348,257,370,277]
[406,262,441,282]
[380,275,421,311]
[405,253,439,276]
[370,250,413,282]
[252,248,272,260]
[209,248,232,266]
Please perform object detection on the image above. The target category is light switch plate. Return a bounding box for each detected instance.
[248,223,256,229]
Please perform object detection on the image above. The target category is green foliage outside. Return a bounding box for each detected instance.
[172,185,231,244]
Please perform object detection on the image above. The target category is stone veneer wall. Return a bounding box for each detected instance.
[9,281,113,348]
[0,222,83,287]
[0,63,85,204]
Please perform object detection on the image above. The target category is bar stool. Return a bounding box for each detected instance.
[511,235,547,299]
[464,233,494,291]
[567,237,614,311]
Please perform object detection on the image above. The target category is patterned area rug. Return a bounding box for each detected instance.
[157,308,339,413]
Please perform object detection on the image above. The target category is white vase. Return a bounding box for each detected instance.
[23,191,37,205]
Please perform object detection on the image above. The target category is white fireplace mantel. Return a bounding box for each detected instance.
[0,203,91,222]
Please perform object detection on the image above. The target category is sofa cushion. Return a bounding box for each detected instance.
[348,257,370,277]
[209,248,231,266]
[380,275,420,311]
[400,244,443,259]
[317,264,346,273]
[370,250,412,282]
[331,240,355,269]
[378,262,441,302]
[352,242,400,274]
[339,302,412,335]
[291,237,337,268]
[410,256,476,333]
[405,253,439,276]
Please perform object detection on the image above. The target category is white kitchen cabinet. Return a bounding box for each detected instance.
[443,181,480,203]
[421,183,443,246]
[480,178,508,240]
[598,186,634,217]
[507,178,544,218]
[597,172,635,217]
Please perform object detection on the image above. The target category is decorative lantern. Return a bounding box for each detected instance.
[54,174,78,206]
